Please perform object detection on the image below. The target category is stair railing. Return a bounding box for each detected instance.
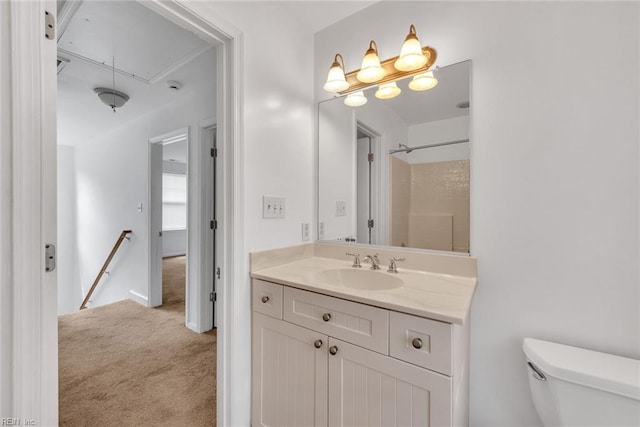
[79,230,132,310]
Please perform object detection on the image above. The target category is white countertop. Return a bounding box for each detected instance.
[251,256,477,325]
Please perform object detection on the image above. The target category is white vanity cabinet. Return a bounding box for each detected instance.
[252,278,469,427]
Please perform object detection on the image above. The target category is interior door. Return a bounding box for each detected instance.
[356,137,371,243]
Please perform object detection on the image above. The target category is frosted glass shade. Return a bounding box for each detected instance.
[323,63,349,93]
[344,91,367,107]
[375,82,401,100]
[408,71,438,91]
[394,37,427,71]
[356,46,385,83]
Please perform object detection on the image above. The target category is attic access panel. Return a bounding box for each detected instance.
[58,1,209,84]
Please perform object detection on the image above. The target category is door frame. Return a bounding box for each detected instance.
[355,122,382,245]
[4,1,244,426]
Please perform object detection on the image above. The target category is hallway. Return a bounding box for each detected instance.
[58,256,216,426]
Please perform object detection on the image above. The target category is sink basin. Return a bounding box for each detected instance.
[310,268,403,291]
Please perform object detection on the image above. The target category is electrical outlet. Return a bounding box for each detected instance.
[335,200,346,216]
[319,222,325,240]
[301,223,310,241]
[263,196,286,218]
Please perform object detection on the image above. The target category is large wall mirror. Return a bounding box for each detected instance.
[318,60,471,254]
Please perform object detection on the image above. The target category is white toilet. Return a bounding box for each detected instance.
[523,338,640,426]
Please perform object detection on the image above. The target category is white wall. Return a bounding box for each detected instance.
[57,146,82,314]
[315,2,640,425]
[58,54,215,312]
[318,99,356,240]
[407,116,469,164]
[162,229,186,257]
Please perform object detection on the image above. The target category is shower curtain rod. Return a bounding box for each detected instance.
[389,138,470,154]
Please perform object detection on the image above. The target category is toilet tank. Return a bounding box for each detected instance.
[523,338,640,427]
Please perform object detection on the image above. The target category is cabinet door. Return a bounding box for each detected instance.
[328,338,452,427]
[253,312,328,427]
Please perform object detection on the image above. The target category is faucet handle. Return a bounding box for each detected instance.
[346,252,361,268]
[387,257,406,273]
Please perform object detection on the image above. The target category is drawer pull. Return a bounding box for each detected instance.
[329,345,339,355]
[322,313,332,322]
[314,339,323,349]
[412,337,423,349]
[261,296,270,304]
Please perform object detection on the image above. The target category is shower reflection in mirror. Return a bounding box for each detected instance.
[318,60,471,254]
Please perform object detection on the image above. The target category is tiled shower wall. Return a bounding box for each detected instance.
[391,157,470,252]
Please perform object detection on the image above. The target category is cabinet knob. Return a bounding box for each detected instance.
[322,313,332,322]
[412,337,423,349]
[261,296,269,304]
[314,339,323,349]
[329,345,338,355]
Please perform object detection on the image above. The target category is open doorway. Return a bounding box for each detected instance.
[55,1,220,424]
[356,123,381,245]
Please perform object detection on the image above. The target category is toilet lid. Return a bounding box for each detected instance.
[523,338,640,401]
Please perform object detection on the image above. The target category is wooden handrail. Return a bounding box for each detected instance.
[80,230,132,310]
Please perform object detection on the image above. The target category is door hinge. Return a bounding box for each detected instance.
[210,148,218,158]
[45,244,56,272]
[368,153,374,162]
[216,267,221,279]
[209,292,217,302]
[45,11,55,40]
[368,219,374,229]
[210,220,218,230]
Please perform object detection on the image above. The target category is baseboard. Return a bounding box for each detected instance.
[129,290,148,306]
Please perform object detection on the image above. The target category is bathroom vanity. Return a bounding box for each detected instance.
[250,243,477,427]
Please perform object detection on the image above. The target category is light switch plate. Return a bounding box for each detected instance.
[301,223,310,241]
[263,196,285,218]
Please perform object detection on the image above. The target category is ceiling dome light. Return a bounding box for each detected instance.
[395,24,428,72]
[408,70,438,91]
[94,87,130,109]
[344,91,367,107]
[356,40,385,83]
[375,82,401,100]
[323,53,349,93]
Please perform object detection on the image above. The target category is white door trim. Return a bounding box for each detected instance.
[141,2,244,426]
[148,127,189,311]
[4,0,58,424]
[5,1,244,426]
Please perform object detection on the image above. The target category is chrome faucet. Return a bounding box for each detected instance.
[346,252,361,268]
[363,254,381,270]
[387,257,406,273]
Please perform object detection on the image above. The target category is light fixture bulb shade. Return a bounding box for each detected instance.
[375,82,401,100]
[408,71,438,91]
[356,43,385,83]
[344,91,367,107]
[395,37,428,71]
[94,87,130,109]
[323,63,349,93]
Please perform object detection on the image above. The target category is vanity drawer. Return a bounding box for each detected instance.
[283,287,388,354]
[389,311,452,376]
[252,279,283,319]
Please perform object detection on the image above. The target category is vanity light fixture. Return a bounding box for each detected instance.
[375,82,401,100]
[323,54,349,93]
[344,91,367,107]
[408,70,438,91]
[394,25,428,71]
[356,40,385,83]
[322,24,437,105]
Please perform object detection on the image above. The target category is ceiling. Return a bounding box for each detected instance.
[280,1,377,33]
[163,140,187,163]
[57,1,216,146]
[361,60,471,125]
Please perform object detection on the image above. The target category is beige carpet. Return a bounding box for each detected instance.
[59,256,216,426]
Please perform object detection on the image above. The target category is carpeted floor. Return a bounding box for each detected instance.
[59,256,216,426]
